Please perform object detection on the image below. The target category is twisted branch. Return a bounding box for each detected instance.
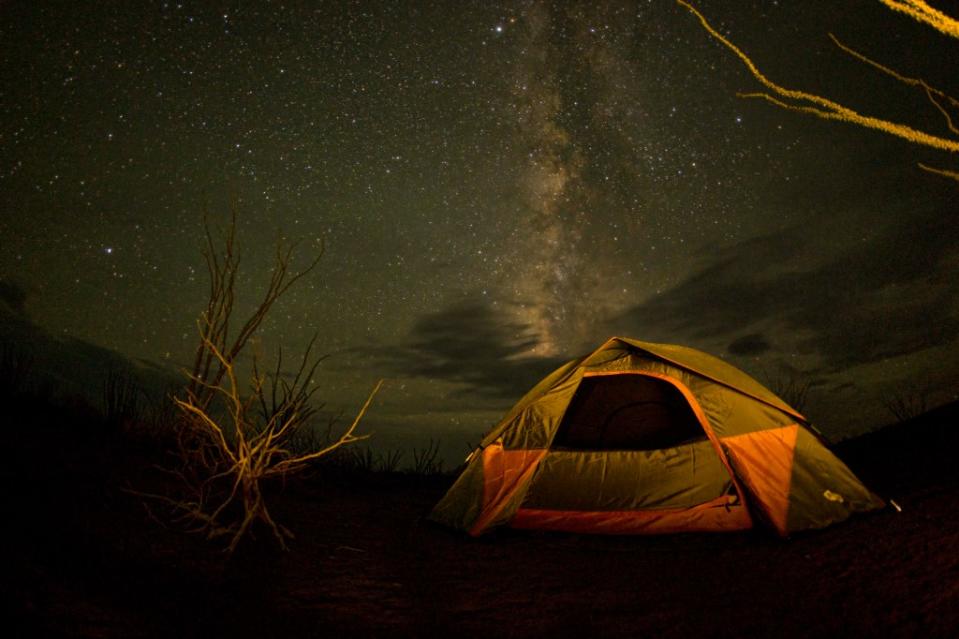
[137,209,378,554]
[878,0,959,39]
[676,0,959,180]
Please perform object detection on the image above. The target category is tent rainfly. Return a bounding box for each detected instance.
[430,337,884,537]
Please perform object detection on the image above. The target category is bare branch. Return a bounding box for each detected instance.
[141,207,379,553]
[268,379,383,475]
[676,1,959,156]
[919,163,959,181]
[827,33,958,136]
[878,0,959,40]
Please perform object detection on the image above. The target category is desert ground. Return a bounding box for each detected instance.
[5,397,959,639]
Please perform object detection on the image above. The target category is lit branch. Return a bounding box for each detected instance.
[675,0,959,156]
[133,209,380,554]
[267,379,382,476]
[878,0,959,39]
[827,33,958,136]
[919,163,959,182]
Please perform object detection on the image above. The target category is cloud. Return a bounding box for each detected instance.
[727,332,771,356]
[368,300,567,400]
[609,203,959,371]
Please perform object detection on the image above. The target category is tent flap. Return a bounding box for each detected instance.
[468,443,547,535]
[722,424,799,536]
[427,450,487,532]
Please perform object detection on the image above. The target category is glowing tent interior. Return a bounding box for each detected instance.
[430,337,884,537]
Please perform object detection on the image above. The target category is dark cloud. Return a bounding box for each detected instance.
[610,200,959,371]
[369,300,566,400]
[727,333,771,356]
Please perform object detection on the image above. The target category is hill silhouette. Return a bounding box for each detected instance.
[0,293,179,409]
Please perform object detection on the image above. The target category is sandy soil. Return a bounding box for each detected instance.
[5,402,958,638]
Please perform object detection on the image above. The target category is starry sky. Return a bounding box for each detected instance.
[2,1,957,463]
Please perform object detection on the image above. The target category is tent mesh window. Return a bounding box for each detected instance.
[553,374,707,451]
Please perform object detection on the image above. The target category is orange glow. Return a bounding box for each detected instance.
[511,494,751,534]
[469,444,548,535]
[721,424,800,537]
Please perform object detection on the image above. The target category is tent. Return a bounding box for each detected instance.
[430,337,884,537]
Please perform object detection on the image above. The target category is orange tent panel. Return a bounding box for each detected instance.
[511,494,752,534]
[721,424,799,536]
[469,443,547,535]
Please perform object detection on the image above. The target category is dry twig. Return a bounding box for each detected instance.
[676,0,959,180]
[135,209,380,554]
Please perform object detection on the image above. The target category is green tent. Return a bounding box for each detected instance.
[430,337,884,536]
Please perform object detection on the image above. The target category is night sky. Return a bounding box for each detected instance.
[2,1,957,462]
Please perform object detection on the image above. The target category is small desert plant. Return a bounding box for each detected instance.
[138,209,380,553]
[0,342,35,399]
[882,381,930,423]
[761,364,813,413]
[172,336,381,552]
[410,438,443,475]
[376,448,404,473]
[340,446,404,473]
[102,368,143,430]
[116,383,186,451]
[349,446,378,472]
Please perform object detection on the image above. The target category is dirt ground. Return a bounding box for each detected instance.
[5,402,959,638]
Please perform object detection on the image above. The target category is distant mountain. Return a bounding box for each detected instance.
[0,297,181,407]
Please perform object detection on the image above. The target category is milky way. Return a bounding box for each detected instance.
[502,2,653,357]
